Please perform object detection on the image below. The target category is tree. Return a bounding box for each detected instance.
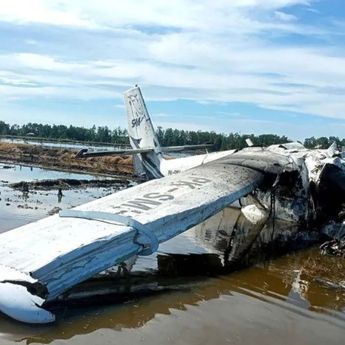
[0,121,9,135]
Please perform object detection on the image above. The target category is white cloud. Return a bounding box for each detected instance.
[14,53,76,71]
[0,0,92,27]
[274,11,298,21]
[0,0,311,32]
[0,0,345,125]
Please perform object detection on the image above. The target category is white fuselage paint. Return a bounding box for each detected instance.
[159,149,236,176]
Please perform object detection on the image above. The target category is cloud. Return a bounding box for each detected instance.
[0,1,92,27]
[274,11,298,21]
[0,0,312,32]
[0,0,345,129]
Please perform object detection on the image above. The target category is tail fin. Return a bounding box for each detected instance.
[124,85,163,178]
[124,85,161,151]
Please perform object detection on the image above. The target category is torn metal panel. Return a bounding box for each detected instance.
[0,283,55,324]
[218,148,297,175]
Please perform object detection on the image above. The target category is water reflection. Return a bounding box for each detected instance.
[57,188,63,203]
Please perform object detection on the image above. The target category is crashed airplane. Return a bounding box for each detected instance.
[0,86,344,324]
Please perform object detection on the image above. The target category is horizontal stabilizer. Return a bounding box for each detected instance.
[76,148,153,158]
[76,144,213,158]
[161,144,214,152]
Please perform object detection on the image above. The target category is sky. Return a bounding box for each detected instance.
[0,0,345,140]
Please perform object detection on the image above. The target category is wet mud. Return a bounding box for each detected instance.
[0,142,134,176]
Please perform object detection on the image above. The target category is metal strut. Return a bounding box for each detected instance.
[59,210,159,256]
[270,175,280,240]
[270,189,276,235]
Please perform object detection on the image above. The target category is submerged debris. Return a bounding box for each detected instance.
[320,239,345,257]
[320,220,345,257]
[300,249,345,297]
[48,207,62,215]
[315,277,345,290]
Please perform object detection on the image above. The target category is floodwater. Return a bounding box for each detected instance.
[0,163,128,231]
[0,164,344,345]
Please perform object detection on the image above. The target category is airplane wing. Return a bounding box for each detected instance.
[0,161,263,324]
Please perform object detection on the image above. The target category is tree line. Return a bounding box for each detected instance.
[0,121,129,144]
[0,120,344,150]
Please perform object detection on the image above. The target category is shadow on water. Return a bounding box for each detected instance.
[0,163,344,344]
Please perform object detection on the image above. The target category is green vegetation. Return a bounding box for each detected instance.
[156,126,291,150]
[0,121,344,150]
[0,121,129,145]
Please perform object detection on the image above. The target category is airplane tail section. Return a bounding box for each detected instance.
[124,86,163,178]
[77,85,215,179]
[124,86,160,151]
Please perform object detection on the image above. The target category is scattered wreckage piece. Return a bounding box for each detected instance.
[320,221,345,257]
[320,238,345,257]
[0,162,263,323]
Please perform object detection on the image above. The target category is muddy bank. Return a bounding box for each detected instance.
[0,142,133,176]
[10,178,130,191]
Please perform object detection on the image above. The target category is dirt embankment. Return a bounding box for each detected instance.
[10,178,130,191]
[0,142,134,176]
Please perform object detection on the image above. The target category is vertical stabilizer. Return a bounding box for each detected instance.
[124,86,161,151]
[124,86,163,178]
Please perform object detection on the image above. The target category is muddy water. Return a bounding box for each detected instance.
[0,164,344,345]
[0,163,128,231]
